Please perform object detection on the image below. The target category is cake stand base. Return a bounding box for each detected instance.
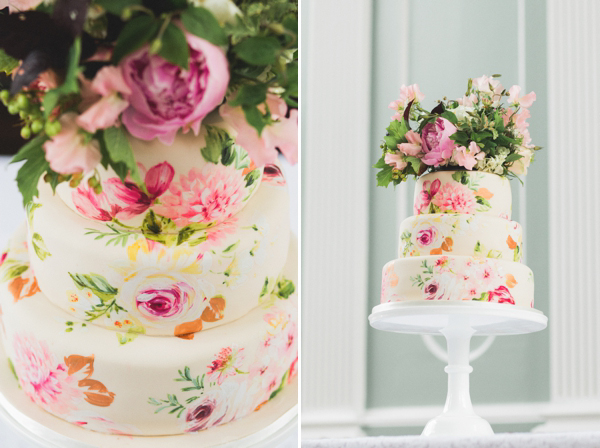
[369,301,547,437]
[0,336,297,448]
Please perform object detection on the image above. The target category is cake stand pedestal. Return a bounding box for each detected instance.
[369,301,547,437]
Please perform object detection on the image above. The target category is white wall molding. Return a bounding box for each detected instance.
[301,0,373,438]
[538,0,600,433]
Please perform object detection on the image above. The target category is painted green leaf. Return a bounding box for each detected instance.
[200,126,234,164]
[275,277,295,299]
[474,241,482,254]
[487,249,502,259]
[69,272,118,302]
[177,221,213,246]
[223,241,240,253]
[476,196,492,209]
[141,211,177,245]
[31,233,51,261]
[221,144,235,166]
[7,358,19,383]
[116,324,146,345]
[26,202,41,227]
[244,168,261,188]
[158,23,190,70]
[181,7,228,46]
[2,264,28,283]
[513,246,521,262]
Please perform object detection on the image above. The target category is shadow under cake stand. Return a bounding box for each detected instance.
[369,301,547,436]
[0,334,297,448]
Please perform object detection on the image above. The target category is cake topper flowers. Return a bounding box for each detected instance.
[0,0,298,204]
[375,75,540,187]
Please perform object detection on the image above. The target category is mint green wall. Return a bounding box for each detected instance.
[365,0,550,432]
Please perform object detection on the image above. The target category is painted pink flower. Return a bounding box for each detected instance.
[135,281,195,323]
[0,251,7,267]
[384,152,406,170]
[421,118,457,167]
[72,162,174,222]
[154,164,245,227]
[416,227,438,247]
[121,32,229,145]
[397,130,422,157]
[76,66,131,133]
[453,141,485,170]
[207,346,245,385]
[508,85,536,108]
[432,182,476,214]
[220,94,298,166]
[262,164,287,186]
[389,84,424,120]
[43,113,102,175]
[185,392,228,432]
[414,178,441,214]
[488,286,515,304]
[12,333,82,415]
[424,280,440,300]
[197,218,237,251]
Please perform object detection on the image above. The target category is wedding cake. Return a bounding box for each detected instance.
[0,0,298,439]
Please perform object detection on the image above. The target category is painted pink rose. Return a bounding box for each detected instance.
[136,281,195,322]
[12,333,82,415]
[414,178,441,214]
[397,130,422,157]
[488,286,515,304]
[220,94,298,166]
[207,346,245,385]
[72,162,174,222]
[416,227,438,247]
[43,113,102,175]
[421,118,457,167]
[424,280,440,300]
[154,164,246,227]
[185,392,228,432]
[432,182,476,214]
[121,32,229,145]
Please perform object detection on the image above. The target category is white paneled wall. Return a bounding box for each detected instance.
[536,0,600,432]
[301,0,373,438]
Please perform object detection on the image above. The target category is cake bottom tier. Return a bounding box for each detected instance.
[381,255,534,307]
[0,224,298,436]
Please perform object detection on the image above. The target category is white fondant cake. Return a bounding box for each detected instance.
[382,170,534,307]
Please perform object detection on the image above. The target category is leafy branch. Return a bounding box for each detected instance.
[85,299,126,322]
[148,394,186,417]
[175,366,205,392]
[85,224,138,247]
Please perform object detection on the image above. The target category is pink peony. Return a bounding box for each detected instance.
[7,0,43,12]
[414,178,441,214]
[76,66,131,133]
[432,182,476,214]
[72,162,174,222]
[384,152,407,170]
[220,94,298,167]
[12,333,83,415]
[43,113,102,175]
[488,285,515,304]
[397,130,422,157]
[185,393,228,432]
[207,346,245,385]
[453,141,485,170]
[416,227,438,247]
[121,32,229,145]
[135,281,195,323]
[389,84,424,120]
[508,85,536,108]
[154,164,246,227]
[421,118,457,167]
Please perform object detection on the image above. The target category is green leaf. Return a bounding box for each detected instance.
[7,358,19,383]
[181,7,228,46]
[244,168,260,187]
[2,264,28,283]
[476,196,492,209]
[26,202,41,227]
[387,119,409,140]
[487,249,502,259]
[242,104,268,136]
[14,144,49,206]
[112,15,159,64]
[451,171,467,184]
[43,38,82,118]
[95,0,141,15]
[234,36,281,66]
[504,153,524,163]
[376,164,394,187]
[373,154,388,169]
[11,134,49,164]
[223,241,239,253]
[31,233,51,261]
[282,14,298,34]
[275,276,295,299]
[69,272,118,302]
[405,156,421,174]
[474,241,482,254]
[102,127,142,185]
[221,144,235,166]
[230,83,268,107]
[200,126,233,164]
[440,110,458,125]
[141,210,177,244]
[177,221,212,246]
[158,23,190,70]
[0,48,18,74]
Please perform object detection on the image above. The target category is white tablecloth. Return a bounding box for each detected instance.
[302,432,600,448]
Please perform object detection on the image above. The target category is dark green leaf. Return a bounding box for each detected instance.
[158,23,190,70]
[181,7,228,46]
[221,144,235,166]
[95,0,141,15]
[112,15,159,64]
[43,38,82,118]
[376,164,394,187]
[282,15,298,34]
[200,126,233,164]
[244,168,260,187]
[373,154,388,169]
[230,83,268,107]
[440,110,458,125]
[14,143,49,206]
[405,156,421,174]
[11,135,49,164]
[505,153,524,163]
[234,36,280,66]
[242,104,268,136]
[0,48,18,74]
[69,272,118,302]
[102,127,142,185]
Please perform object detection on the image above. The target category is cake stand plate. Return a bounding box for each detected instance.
[0,337,297,448]
[369,301,547,437]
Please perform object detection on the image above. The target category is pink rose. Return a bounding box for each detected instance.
[220,94,298,166]
[43,113,102,175]
[72,162,174,221]
[397,130,422,157]
[384,152,407,170]
[121,32,229,145]
[424,280,440,300]
[136,281,195,322]
[432,181,476,214]
[185,393,228,432]
[416,227,438,247]
[453,141,484,170]
[488,285,515,304]
[414,178,440,214]
[76,66,131,133]
[421,118,457,167]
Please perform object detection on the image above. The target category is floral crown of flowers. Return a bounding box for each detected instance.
[0,0,298,205]
[375,74,541,187]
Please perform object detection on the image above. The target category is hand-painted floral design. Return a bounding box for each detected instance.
[10,334,115,419]
[262,164,287,186]
[431,182,476,214]
[0,241,40,302]
[207,346,246,385]
[414,179,440,214]
[380,264,399,302]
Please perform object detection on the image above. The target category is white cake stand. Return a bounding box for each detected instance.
[0,339,297,448]
[369,301,547,437]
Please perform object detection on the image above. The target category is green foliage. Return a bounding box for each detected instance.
[274,276,295,299]
[234,36,281,66]
[11,135,50,206]
[69,272,118,302]
[158,23,190,70]
[200,126,235,164]
[1,264,28,283]
[176,366,206,392]
[244,168,261,188]
[141,211,178,245]
[95,0,141,15]
[43,38,82,118]
[31,233,51,261]
[0,49,18,75]
[148,394,186,417]
[181,7,228,46]
[177,221,213,246]
[230,83,269,107]
[85,225,137,247]
[101,127,143,185]
[112,15,159,63]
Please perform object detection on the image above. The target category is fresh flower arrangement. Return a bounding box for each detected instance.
[375,75,540,187]
[0,0,298,204]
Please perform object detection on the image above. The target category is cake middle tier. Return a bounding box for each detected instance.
[25,175,290,337]
[398,214,522,262]
[381,255,534,307]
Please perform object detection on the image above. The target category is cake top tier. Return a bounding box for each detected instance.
[414,170,512,219]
